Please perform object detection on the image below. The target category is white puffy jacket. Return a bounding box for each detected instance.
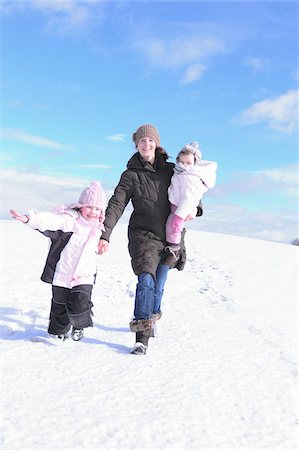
[168,160,217,219]
[27,209,104,288]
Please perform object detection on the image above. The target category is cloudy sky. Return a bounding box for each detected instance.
[1,0,298,243]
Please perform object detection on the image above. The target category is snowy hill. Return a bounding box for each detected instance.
[1,221,297,450]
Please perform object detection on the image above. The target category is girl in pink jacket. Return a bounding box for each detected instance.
[9,181,106,342]
[164,142,217,265]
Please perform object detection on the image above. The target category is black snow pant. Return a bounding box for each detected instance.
[48,284,94,335]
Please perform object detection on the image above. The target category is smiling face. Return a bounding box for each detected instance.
[80,206,102,221]
[137,136,157,164]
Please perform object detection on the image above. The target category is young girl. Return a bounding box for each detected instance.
[164,141,217,265]
[9,181,107,341]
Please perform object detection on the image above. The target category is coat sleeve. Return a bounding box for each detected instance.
[101,171,133,241]
[27,210,75,232]
[174,177,207,220]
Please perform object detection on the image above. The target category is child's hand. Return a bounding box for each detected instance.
[9,209,29,223]
[185,207,197,221]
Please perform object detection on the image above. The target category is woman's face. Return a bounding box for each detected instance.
[137,137,156,163]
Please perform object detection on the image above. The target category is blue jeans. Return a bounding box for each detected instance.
[134,262,169,320]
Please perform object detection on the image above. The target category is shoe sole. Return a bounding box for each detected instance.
[130,348,147,355]
[71,334,83,341]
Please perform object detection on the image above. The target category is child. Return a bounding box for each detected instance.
[9,181,107,341]
[163,141,217,265]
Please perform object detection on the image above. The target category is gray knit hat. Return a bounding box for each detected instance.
[177,141,202,165]
[132,124,160,147]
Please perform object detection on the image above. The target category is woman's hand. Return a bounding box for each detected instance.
[185,207,197,221]
[9,209,29,223]
[97,239,109,254]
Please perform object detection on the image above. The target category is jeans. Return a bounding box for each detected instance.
[134,262,169,320]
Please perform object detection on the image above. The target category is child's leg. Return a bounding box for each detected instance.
[48,286,71,335]
[163,213,185,266]
[165,213,184,248]
[67,284,94,329]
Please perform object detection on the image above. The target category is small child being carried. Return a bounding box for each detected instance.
[9,181,106,342]
[164,141,217,265]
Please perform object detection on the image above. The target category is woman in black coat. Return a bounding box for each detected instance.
[98,124,202,355]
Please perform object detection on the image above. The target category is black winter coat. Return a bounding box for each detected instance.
[101,152,202,277]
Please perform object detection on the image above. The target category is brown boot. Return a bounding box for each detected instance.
[131,331,149,355]
[162,246,180,266]
[136,331,150,346]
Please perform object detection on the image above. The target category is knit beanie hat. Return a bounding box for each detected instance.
[69,181,107,211]
[177,141,202,165]
[132,124,160,147]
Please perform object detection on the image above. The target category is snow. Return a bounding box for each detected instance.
[1,221,298,450]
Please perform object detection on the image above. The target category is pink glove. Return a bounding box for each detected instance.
[171,214,184,233]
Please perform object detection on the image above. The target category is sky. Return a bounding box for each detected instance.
[0,0,298,243]
[1,221,297,449]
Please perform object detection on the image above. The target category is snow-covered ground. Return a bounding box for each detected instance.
[1,221,298,450]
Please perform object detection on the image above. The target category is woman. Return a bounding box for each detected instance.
[98,124,202,355]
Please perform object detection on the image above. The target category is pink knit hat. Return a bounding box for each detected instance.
[69,181,107,211]
[132,124,160,147]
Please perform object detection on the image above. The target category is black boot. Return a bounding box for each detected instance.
[131,331,149,355]
[136,331,149,346]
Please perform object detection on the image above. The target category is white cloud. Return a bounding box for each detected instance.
[106,134,126,142]
[30,104,50,111]
[235,89,299,134]
[1,169,100,214]
[56,83,80,92]
[0,0,104,36]
[134,35,225,70]
[255,165,298,185]
[182,64,206,84]
[80,164,112,169]
[0,128,75,151]
[244,56,269,73]
[1,168,296,243]
[211,164,298,201]
[187,204,297,244]
[6,100,22,109]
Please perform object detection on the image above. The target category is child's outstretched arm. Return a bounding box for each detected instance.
[9,209,29,223]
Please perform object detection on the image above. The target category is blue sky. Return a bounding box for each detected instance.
[1,0,298,243]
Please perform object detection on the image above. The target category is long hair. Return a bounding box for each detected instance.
[156,146,170,159]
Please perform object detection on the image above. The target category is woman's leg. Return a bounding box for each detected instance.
[153,262,169,314]
[132,267,169,353]
[131,272,155,353]
[133,272,155,320]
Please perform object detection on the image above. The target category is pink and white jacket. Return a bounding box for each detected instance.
[168,160,217,220]
[27,209,104,289]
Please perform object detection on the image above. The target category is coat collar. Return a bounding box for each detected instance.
[127,152,168,172]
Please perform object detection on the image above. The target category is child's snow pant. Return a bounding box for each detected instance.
[165,205,185,245]
[48,284,93,335]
